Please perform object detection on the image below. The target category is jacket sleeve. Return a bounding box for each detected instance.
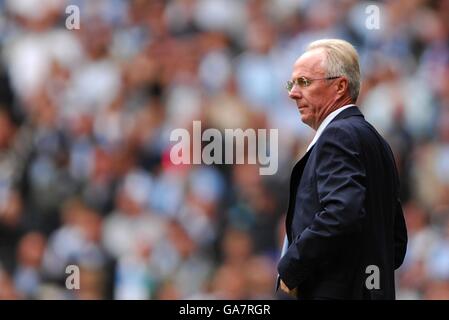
[394,198,407,269]
[278,125,366,290]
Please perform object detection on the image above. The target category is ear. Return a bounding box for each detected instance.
[336,77,348,96]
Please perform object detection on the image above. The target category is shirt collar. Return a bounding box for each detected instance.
[306,104,356,152]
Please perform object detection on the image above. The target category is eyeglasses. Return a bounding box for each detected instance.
[286,76,341,92]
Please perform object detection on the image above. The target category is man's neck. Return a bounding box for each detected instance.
[314,97,354,130]
[306,103,356,152]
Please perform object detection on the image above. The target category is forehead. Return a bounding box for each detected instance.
[292,49,326,77]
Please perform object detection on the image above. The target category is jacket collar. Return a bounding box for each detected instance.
[331,105,364,122]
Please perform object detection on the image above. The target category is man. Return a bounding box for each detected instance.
[277,39,407,300]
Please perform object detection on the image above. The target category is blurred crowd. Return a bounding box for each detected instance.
[0,0,448,300]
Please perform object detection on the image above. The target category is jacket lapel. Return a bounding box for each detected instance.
[285,145,315,243]
[284,107,363,242]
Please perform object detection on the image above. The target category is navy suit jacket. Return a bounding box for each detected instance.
[277,106,407,300]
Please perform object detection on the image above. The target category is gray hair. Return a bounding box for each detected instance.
[306,39,361,102]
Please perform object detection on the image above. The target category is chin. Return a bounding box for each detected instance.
[300,114,310,125]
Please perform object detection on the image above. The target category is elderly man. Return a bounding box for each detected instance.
[277,39,407,300]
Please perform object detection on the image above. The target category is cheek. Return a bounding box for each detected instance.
[304,90,325,110]
[302,90,317,104]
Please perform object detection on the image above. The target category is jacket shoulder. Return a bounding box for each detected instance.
[318,117,364,148]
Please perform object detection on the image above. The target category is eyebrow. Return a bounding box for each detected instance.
[291,75,309,80]
[292,64,325,79]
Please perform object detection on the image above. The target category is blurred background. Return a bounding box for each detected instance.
[0,0,448,300]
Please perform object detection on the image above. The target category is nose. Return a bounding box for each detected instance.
[288,87,302,100]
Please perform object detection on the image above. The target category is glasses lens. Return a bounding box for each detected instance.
[287,77,311,91]
[298,77,309,87]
